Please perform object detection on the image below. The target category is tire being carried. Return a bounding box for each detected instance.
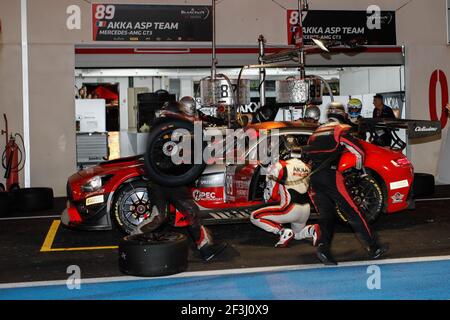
[119,232,189,277]
[144,119,206,187]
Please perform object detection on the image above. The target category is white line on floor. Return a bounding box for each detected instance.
[0,215,60,221]
[1,254,450,290]
[415,197,450,202]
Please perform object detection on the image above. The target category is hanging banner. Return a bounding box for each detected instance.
[287,10,396,46]
[92,4,212,41]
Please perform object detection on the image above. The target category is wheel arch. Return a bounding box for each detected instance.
[106,174,148,217]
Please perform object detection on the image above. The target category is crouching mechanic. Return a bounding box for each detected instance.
[133,183,228,262]
[303,103,388,265]
[251,137,319,248]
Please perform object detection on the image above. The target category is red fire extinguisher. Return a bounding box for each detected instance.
[1,114,25,192]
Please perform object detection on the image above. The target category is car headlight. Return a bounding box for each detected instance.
[81,175,112,193]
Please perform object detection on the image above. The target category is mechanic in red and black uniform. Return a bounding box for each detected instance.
[303,102,388,265]
[134,184,228,261]
[133,97,228,262]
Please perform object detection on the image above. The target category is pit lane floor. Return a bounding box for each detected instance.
[0,187,450,299]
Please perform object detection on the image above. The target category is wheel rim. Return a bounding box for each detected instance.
[150,128,196,177]
[338,174,383,223]
[346,176,383,222]
[119,187,151,230]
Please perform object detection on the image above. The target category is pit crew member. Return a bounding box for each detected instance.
[250,136,319,248]
[303,103,388,265]
[133,183,228,262]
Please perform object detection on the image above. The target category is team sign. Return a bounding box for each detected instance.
[287,10,396,46]
[92,4,212,41]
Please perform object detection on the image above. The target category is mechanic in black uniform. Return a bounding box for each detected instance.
[134,183,228,261]
[134,97,228,261]
[372,94,396,147]
[302,102,388,265]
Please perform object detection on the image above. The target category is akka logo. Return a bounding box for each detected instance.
[429,69,449,129]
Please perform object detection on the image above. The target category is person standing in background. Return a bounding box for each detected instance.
[372,94,396,119]
[372,94,396,147]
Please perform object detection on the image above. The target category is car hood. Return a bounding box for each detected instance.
[76,155,144,178]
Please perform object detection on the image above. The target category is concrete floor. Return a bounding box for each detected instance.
[0,187,450,284]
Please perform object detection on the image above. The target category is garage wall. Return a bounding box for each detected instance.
[395,0,450,179]
[0,0,24,188]
[1,0,450,195]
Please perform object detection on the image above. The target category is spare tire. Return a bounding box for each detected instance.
[0,192,11,215]
[11,187,54,212]
[144,119,206,187]
[119,232,189,277]
[413,173,435,198]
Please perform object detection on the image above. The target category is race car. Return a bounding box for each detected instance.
[62,119,420,234]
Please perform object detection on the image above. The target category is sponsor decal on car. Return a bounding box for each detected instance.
[193,190,217,201]
[391,192,405,204]
[389,179,409,190]
[86,195,105,206]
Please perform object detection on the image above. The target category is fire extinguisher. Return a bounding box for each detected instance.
[1,114,25,192]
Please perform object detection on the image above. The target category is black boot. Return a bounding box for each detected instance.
[316,243,337,265]
[368,244,389,260]
[199,242,228,261]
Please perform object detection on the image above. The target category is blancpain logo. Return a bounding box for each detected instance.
[181,7,210,20]
[414,126,438,132]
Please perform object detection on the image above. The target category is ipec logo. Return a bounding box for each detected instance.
[429,69,449,129]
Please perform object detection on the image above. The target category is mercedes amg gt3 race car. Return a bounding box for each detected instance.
[62,119,424,235]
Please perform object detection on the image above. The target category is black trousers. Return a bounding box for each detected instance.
[310,169,377,248]
[145,183,206,246]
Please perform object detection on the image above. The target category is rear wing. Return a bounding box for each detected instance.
[358,118,441,139]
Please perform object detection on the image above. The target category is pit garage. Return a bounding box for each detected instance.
[1,0,450,306]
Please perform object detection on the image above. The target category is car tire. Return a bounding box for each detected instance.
[144,119,206,187]
[112,180,152,235]
[337,173,384,224]
[0,192,11,215]
[119,231,189,277]
[11,187,54,212]
[412,173,435,198]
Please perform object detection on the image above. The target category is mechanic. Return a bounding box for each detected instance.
[346,98,367,140]
[347,98,363,124]
[250,136,319,248]
[133,183,228,261]
[303,105,321,124]
[302,102,388,265]
[372,94,396,147]
[164,96,226,126]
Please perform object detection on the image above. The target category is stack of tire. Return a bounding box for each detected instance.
[0,183,54,216]
[413,173,435,198]
[119,232,189,277]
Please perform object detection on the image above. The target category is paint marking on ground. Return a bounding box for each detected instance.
[40,220,118,252]
[0,215,60,221]
[2,254,450,290]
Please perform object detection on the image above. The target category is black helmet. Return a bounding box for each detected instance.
[304,105,321,122]
[326,101,347,123]
[179,96,197,117]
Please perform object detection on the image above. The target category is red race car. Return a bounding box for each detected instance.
[62,118,436,234]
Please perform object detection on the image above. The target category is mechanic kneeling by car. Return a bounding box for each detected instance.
[133,183,228,262]
[302,102,388,265]
[250,136,319,248]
